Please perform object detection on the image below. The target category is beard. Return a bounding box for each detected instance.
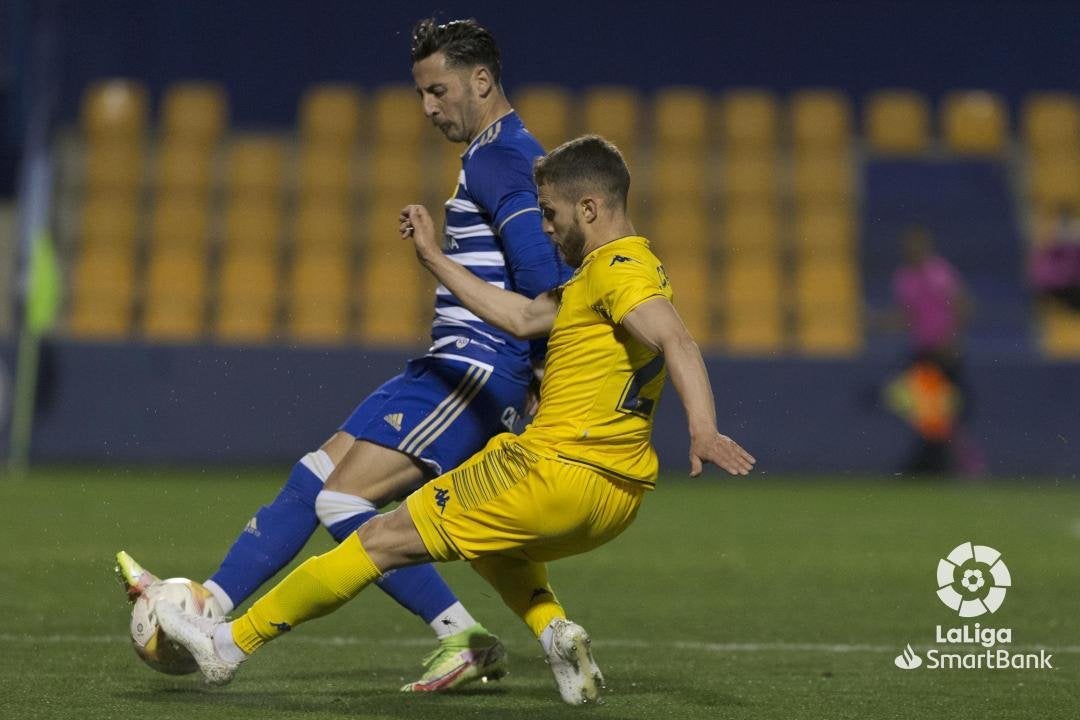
[556,223,588,268]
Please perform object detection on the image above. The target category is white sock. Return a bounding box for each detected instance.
[213,622,249,663]
[315,490,377,528]
[202,579,235,615]
[430,601,479,639]
[539,620,558,655]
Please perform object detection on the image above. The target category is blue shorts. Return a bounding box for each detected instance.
[340,355,530,478]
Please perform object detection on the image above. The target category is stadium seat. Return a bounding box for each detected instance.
[792,257,862,355]
[513,85,573,150]
[226,136,285,197]
[795,311,863,355]
[297,145,354,200]
[82,80,148,142]
[941,91,1008,155]
[793,205,857,254]
[582,86,640,159]
[223,198,283,253]
[68,251,136,339]
[215,250,279,343]
[373,85,426,144]
[1028,156,1080,207]
[864,89,931,154]
[370,145,424,203]
[80,195,139,254]
[791,90,852,152]
[652,150,708,203]
[160,82,228,146]
[149,196,211,253]
[294,198,351,254]
[718,90,779,150]
[721,151,778,203]
[299,85,363,147]
[85,141,143,192]
[721,205,781,255]
[650,205,712,342]
[1041,302,1080,358]
[156,143,214,196]
[288,252,351,344]
[654,87,709,150]
[791,150,854,205]
[143,250,207,341]
[719,254,785,354]
[359,201,426,345]
[1022,93,1080,155]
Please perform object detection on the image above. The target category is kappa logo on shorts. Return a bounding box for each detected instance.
[383,413,404,431]
[434,486,451,514]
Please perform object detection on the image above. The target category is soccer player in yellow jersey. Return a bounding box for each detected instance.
[158,134,756,705]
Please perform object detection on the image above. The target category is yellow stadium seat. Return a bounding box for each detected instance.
[295,199,351,254]
[941,91,1008,155]
[370,145,424,201]
[795,312,862,355]
[1023,93,1080,155]
[719,255,785,354]
[358,205,425,345]
[791,151,853,204]
[791,90,852,152]
[149,196,210,252]
[721,206,781,255]
[719,90,779,150]
[223,198,283,252]
[654,87,708,150]
[69,251,136,339]
[1041,302,1080,358]
[1029,156,1080,207]
[793,206,857,254]
[582,86,640,158]
[215,250,278,343]
[85,141,143,192]
[156,143,213,195]
[80,195,139,254]
[865,89,931,155]
[161,82,227,146]
[226,136,285,196]
[373,85,425,144]
[794,257,859,309]
[297,145,354,199]
[300,85,362,147]
[288,252,351,344]
[82,80,148,141]
[721,151,778,203]
[652,150,708,203]
[514,85,573,150]
[143,250,207,341]
[651,205,712,342]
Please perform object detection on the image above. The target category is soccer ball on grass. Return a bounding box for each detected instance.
[130,578,222,675]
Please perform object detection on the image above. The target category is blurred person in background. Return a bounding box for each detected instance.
[881,225,982,476]
[1030,204,1080,311]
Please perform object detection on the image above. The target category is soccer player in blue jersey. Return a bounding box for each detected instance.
[117,17,570,692]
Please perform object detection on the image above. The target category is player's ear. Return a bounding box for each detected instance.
[579,197,598,224]
[472,65,494,98]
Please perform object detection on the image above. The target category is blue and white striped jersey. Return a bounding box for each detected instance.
[429,111,571,384]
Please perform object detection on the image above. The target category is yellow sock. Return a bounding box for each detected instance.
[231,533,381,654]
[470,555,566,638]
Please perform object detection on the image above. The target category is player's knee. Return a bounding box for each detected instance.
[357,509,430,569]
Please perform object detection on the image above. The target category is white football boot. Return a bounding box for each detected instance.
[544,619,605,705]
[155,600,241,686]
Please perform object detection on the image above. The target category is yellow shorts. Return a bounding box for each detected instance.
[406,433,644,563]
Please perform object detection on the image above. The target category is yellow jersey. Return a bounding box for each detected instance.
[519,235,673,488]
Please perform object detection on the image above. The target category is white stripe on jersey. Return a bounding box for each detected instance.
[432,317,507,345]
[436,281,504,295]
[446,251,506,267]
[446,223,496,240]
[434,305,486,324]
[445,197,480,213]
[497,206,541,234]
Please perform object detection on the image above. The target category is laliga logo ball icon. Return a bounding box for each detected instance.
[936,542,1011,618]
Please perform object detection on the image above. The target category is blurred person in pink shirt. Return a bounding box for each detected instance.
[885,226,981,476]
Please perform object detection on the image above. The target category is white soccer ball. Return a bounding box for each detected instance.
[129,577,222,675]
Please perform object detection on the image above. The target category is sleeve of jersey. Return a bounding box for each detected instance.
[467,144,566,300]
[594,257,668,325]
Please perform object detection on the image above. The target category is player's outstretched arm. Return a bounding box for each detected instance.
[400,204,557,339]
[622,298,756,477]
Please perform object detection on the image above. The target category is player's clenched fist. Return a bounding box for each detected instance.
[399,204,440,261]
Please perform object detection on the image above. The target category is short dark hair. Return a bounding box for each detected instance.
[533,135,631,208]
[410,18,501,84]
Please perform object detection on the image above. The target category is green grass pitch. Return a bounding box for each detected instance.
[2,468,1078,719]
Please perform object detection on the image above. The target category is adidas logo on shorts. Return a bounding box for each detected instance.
[383,413,404,431]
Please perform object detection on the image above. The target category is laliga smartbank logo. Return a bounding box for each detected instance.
[893,541,1054,671]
